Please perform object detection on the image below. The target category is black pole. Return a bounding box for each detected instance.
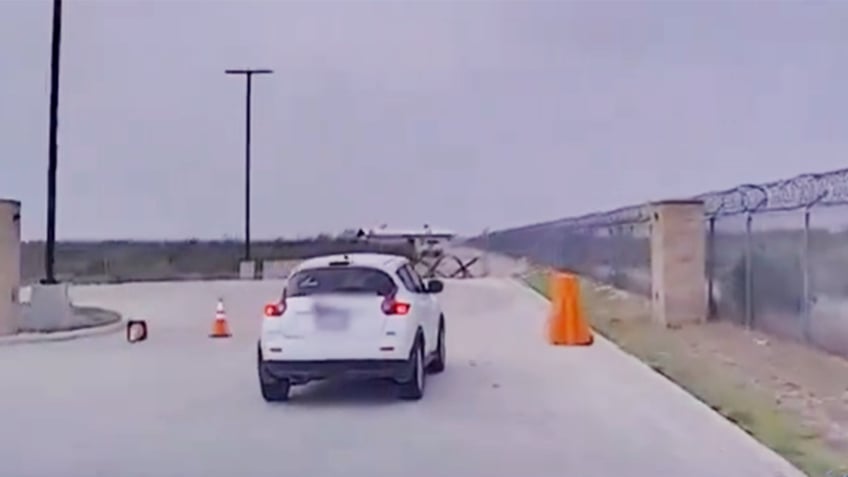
[244,74,252,262]
[45,0,62,284]
[225,68,272,263]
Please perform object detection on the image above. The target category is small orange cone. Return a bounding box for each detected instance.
[209,298,232,338]
[547,272,593,346]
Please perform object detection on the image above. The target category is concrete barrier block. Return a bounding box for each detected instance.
[22,283,75,332]
[239,260,256,280]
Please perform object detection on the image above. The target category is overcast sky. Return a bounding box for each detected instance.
[2,0,848,240]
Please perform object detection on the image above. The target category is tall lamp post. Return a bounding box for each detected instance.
[44,0,63,284]
[224,68,273,262]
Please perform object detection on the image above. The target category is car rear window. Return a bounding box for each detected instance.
[286,266,397,297]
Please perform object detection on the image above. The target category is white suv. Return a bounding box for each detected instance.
[257,253,447,402]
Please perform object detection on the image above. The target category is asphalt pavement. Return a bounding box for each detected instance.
[0,278,804,477]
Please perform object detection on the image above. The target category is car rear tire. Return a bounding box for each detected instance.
[257,343,291,402]
[398,340,425,400]
[427,318,446,374]
[261,379,291,402]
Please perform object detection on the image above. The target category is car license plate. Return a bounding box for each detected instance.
[316,313,348,331]
[313,304,349,331]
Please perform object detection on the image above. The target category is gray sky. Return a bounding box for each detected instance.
[2,0,848,240]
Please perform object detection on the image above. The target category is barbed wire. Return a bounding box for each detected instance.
[484,167,848,240]
[697,167,848,216]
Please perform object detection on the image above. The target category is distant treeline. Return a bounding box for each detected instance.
[20,237,416,284]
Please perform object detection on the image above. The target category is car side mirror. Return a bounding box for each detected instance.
[426,279,444,294]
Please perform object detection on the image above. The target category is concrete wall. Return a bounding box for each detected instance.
[0,200,21,336]
[261,260,300,280]
[650,200,707,327]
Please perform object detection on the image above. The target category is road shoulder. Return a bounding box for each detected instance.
[521,269,846,477]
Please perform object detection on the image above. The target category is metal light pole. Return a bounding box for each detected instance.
[225,69,273,262]
[45,0,63,284]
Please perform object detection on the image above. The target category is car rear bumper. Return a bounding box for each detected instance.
[260,359,414,383]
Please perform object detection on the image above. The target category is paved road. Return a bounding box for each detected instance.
[0,278,802,477]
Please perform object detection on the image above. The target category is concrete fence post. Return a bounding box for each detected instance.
[650,200,707,327]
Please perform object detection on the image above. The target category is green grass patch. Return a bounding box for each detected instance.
[524,269,846,476]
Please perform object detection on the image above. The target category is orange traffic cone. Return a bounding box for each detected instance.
[209,298,232,338]
[547,272,593,346]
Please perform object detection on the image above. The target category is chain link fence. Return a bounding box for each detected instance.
[472,168,848,359]
[474,205,652,297]
[708,204,848,357]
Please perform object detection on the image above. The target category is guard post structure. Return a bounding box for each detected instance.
[0,200,21,336]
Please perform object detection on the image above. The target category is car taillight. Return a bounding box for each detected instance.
[265,289,288,318]
[264,302,285,318]
[381,297,410,316]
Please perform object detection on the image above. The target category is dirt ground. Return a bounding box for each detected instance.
[523,267,848,475]
[678,320,848,452]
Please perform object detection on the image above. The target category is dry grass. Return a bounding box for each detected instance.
[524,270,847,477]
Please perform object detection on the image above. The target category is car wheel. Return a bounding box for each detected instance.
[427,318,446,374]
[260,378,291,402]
[398,339,425,400]
[257,343,291,402]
